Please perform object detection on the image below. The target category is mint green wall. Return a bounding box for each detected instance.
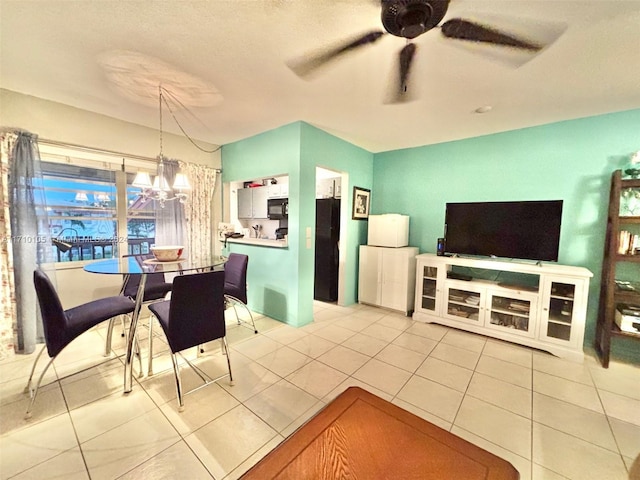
[222,123,303,325]
[221,122,374,327]
[373,108,640,362]
[300,123,374,304]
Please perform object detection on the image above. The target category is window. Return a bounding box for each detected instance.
[41,158,157,263]
[126,175,156,256]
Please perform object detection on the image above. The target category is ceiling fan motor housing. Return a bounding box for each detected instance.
[381,0,450,39]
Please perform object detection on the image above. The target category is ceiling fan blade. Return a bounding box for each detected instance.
[287,30,385,78]
[386,43,417,104]
[440,18,542,51]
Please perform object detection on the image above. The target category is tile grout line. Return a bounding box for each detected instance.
[530,351,535,480]
[56,375,92,480]
[588,362,632,475]
[447,330,485,432]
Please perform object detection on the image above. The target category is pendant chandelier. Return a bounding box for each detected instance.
[132,85,191,207]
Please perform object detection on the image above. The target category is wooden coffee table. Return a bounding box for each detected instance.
[241,386,519,479]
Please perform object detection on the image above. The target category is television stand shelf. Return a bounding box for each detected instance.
[413,254,592,362]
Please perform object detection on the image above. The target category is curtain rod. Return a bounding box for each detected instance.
[37,137,222,173]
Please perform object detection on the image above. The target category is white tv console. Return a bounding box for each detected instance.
[413,254,592,362]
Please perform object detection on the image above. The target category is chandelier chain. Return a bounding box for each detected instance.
[159,85,164,159]
[160,86,221,154]
[131,84,192,207]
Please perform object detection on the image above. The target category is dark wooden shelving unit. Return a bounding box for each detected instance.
[614,255,640,263]
[595,170,640,367]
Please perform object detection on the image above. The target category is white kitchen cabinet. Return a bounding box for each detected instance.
[316,177,341,199]
[267,184,280,198]
[316,178,335,199]
[237,188,253,219]
[358,245,418,315]
[253,187,268,218]
[237,186,268,219]
[267,182,289,199]
[413,254,592,362]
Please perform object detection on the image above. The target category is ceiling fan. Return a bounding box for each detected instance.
[288,0,560,103]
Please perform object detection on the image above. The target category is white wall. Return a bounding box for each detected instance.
[2,88,222,307]
[2,89,221,166]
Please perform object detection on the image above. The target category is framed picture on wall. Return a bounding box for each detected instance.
[352,186,371,220]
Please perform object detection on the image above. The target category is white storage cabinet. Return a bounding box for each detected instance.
[358,245,419,315]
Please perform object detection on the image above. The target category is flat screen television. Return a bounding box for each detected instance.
[444,200,563,262]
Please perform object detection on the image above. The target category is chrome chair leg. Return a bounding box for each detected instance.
[25,355,56,419]
[105,316,118,356]
[106,314,143,378]
[231,303,242,326]
[134,334,144,378]
[23,345,46,394]
[225,295,258,334]
[170,353,185,412]
[148,314,155,376]
[106,314,132,356]
[222,337,233,385]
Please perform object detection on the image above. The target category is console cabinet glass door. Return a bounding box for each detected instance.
[419,264,440,314]
[444,284,483,325]
[540,279,579,345]
[486,292,537,338]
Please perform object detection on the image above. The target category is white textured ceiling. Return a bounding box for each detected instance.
[1,0,640,153]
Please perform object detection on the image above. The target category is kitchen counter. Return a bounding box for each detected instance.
[225,237,288,248]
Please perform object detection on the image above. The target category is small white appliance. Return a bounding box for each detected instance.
[367,214,409,247]
[615,305,640,334]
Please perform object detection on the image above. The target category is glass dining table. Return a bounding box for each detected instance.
[84,254,227,393]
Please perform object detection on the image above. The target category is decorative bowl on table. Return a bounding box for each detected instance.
[150,245,184,262]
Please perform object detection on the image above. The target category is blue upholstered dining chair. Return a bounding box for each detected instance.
[148,270,233,411]
[224,253,258,334]
[121,271,173,302]
[26,269,136,418]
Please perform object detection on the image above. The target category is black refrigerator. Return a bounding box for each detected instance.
[314,198,340,302]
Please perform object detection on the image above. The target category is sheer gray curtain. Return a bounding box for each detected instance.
[2,129,53,356]
[155,159,186,248]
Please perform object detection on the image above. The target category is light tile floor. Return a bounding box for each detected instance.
[1,301,639,480]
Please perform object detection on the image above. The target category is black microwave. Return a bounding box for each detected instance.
[268,198,288,219]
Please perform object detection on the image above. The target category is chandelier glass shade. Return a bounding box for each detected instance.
[132,85,191,207]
